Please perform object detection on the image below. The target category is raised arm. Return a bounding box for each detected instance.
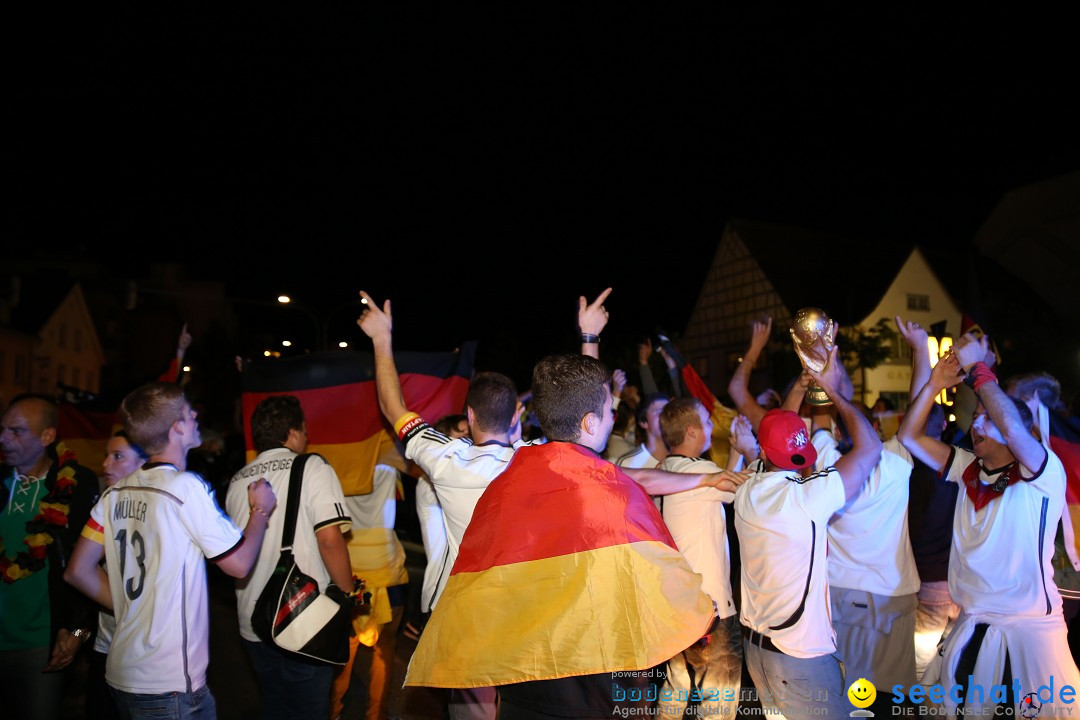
[356,290,410,424]
[638,339,660,395]
[897,351,963,472]
[807,345,882,502]
[727,318,772,431]
[578,287,612,359]
[954,333,1045,471]
[895,316,931,398]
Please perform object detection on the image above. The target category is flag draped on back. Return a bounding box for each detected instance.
[404,441,713,688]
[241,343,474,494]
[680,362,738,468]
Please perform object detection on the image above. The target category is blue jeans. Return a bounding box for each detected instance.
[743,641,846,720]
[244,639,333,720]
[109,684,217,720]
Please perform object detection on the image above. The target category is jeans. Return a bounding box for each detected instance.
[244,639,333,720]
[743,641,846,720]
[109,684,217,720]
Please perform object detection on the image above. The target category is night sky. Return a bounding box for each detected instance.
[9,8,1080,390]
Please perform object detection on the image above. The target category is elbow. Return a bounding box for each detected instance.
[62,566,78,588]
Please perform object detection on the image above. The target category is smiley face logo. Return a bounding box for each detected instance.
[848,678,877,709]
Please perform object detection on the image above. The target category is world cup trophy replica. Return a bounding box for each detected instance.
[790,307,836,406]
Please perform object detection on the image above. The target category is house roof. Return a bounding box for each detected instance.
[727,218,921,326]
[3,275,76,336]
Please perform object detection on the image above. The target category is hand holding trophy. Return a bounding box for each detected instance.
[790,307,837,406]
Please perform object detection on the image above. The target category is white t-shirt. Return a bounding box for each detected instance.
[814,432,920,597]
[343,463,407,590]
[414,475,447,614]
[615,444,662,470]
[226,449,351,643]
[734,460,846,658]
[397,413,516,608]
[85,463,243,694]
[942,445,1065,617]
[656,455,736,619]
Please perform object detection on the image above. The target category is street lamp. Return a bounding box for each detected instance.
[277,296,324,351]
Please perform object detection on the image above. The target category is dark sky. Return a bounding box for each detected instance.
[9,8,1079,387]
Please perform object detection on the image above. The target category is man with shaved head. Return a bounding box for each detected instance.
[1,394,98,720]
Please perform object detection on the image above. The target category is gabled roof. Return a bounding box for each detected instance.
[974,171,1080,322]
[727,218,915,326]
[3,275,76,335]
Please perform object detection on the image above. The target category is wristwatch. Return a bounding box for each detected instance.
[70,628,91,642]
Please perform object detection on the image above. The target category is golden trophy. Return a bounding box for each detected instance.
[790,307,836,406]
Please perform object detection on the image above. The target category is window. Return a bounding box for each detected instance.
[75,329,82,352]
[57,363,66,385]
[907,294,930,311]
[71,367,81,388]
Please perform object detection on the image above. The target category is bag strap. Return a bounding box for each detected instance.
[279,452,311,552]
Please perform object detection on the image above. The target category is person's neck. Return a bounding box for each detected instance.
[150,447,187,472]
[17,454,52,478]
[670,442,705,459]
[979,448,1016,472]
[643,436,668,460]
[472,429,511,447]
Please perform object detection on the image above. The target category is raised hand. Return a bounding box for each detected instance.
[356,290,393,342]
[894,316,929,350]
[953,332,990,373]
[748,317,772,354]
[611,369,627,398]
[729,414,760,461]
[578,287,613,337]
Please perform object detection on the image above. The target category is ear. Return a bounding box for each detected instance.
[466,406,477,430]
[580,411,598,438]
[40,427,56,446]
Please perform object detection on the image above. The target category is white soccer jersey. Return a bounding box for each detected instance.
[343,463,407,591]
[734,461,846,658]
[415,475,447,614]
[84,463,243,694]
[814,432,920,596]
[226,448,351,643]
[942,445,1066,617]
[396,413,516,609]
[615,444,662,470]
[657,455,736,619]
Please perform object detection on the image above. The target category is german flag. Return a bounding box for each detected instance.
[241,344,473,495]
[404,441,713,688]
[57,402,119,477]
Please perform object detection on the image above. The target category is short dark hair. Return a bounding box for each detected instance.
[114,429,148,460]
[120,383,188,456]
[465,372,518,434]
[636,392,670,430]
[251,395,305,453]
[1006,372,1063,412]
[531,354,610,443]
[434,414,468,436]
[7,393,58,432]
[659,397,704,449]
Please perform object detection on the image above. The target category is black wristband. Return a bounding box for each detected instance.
[580,333,600,344]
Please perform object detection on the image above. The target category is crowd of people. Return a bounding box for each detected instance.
[2,287,1079,720]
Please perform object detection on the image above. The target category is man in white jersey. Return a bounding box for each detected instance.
[65,382,277,720]
[356,290,524,720]
[615,392,670,470]
[810,404,919,706]
[734,346,882,719]
[655,396,742,717]
[898,333,1080,712]
[225,394,352,720]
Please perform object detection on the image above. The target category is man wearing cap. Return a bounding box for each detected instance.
[733,346,882,719]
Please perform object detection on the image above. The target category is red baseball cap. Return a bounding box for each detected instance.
[758,409,816,471]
